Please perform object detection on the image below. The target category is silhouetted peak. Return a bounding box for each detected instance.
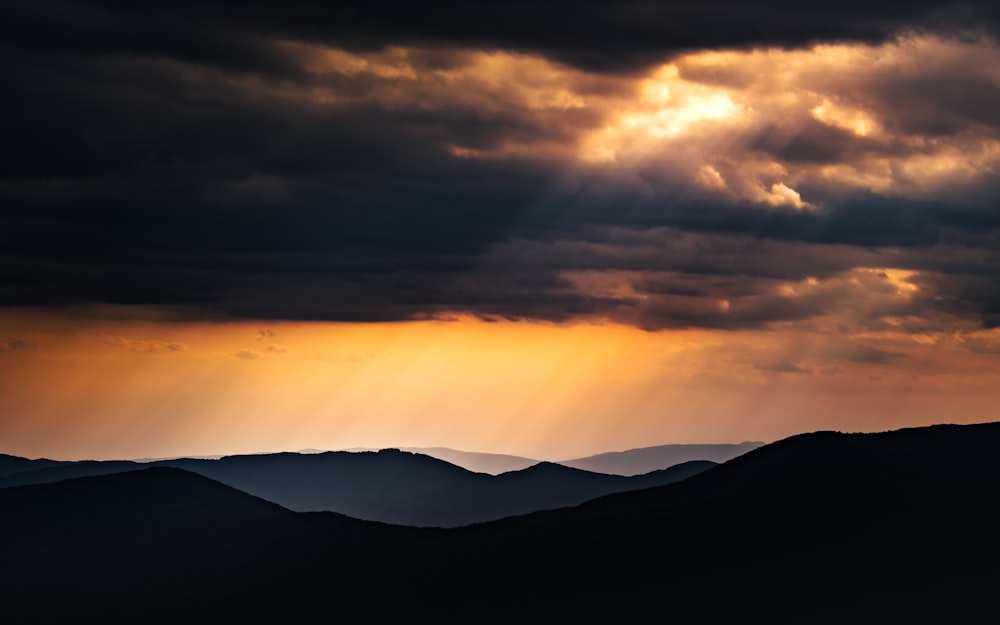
[0,466,298,524]
[497,461,615,483]
[664,420,1000,500]
[517,461,581,474]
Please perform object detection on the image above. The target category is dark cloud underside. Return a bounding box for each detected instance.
[6,1,1000,70]
[1,0,999,331]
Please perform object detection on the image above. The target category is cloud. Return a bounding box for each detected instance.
[256,329,277,340]
[754,361,811,374]
[822,344,910,364]
[961,332,1000,354]
[0,336,36,352]
[234,344,287,358]
[100,335,188,353]
[539,262,944,332]
[1,3,999,337]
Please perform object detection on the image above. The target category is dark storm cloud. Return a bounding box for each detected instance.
[1,1,999,331]
[479,229,996,332]
[5,0,998,72]
[572,193,997,248]
[908,270,1000,330]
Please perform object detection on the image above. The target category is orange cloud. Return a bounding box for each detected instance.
[100,335,188,353]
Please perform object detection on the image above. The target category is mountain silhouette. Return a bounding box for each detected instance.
[400,446,539,473]
[4,422,1000,623]
[0,459,144,486]
[164,451,714,525]
[371,442,759,475]
[0,452,68,478]
[0,467,418,622]
[0,449,714,526]
[451,422,1000,620]
[559,441,764,475]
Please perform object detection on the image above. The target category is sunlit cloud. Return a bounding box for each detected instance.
[260,34,1000,212]
[291,35,998,219]
[553,265,941,333]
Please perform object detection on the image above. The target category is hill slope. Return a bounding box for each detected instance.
[0,468,420,622]
[4,422,999,623]
[452,422,1000,619]
[0,449,714,526]
[162,451,714,526]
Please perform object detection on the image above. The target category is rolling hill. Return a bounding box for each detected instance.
[3,422,998,623]
[0,449,714,526]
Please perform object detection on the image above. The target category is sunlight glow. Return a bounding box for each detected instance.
[1,308,998,460]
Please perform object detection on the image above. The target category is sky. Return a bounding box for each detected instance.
[2,1,1000,461]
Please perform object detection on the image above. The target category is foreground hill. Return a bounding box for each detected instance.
[4,422,999,623]
[457,422,1000,618]
[0,449,713,526]
[0,468,424,622]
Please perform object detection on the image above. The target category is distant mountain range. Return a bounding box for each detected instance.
[399,446,539,474]
[0,453,66,477]
[401,442,762,475]
[559,441,764,475]
[3,421,998,623]
[0,449,714,526]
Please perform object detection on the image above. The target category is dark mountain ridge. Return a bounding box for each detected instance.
[0,467,425,622]
[165,451,714,526]
[4,422,999,623]
[0,448,714,526]
[446,422,1000,616]
[0,452,68,478]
